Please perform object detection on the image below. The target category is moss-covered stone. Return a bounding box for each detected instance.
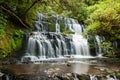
[62,30,74,35]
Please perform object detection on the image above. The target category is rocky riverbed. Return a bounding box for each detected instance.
[0,58,120,80]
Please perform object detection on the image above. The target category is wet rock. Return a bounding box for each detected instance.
[66,62,71,67]
[77,74,89,80]
[14,71,120,80]
[55,73,74,80]
[0,71,4,80]
[0,71,4,77]
[97,58,120,66]
[0,68,15,75]
[94,67,109,73]
[2,57,19,65]
[0,68,16,80]
[0,67,120,80]
[116,75,120,80]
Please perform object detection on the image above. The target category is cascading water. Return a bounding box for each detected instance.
[22,13,91,62]
[65,18,90,57]
[95,35,105,56]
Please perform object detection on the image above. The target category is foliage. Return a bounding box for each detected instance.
[11,30,24,50]
[0,20,24,59]
[82,0,101,5]
[100,41,115,55]
[0,37,11,59]
[85,0,120,41]
[0,49,10,59]
[58,0,88,22]
[0,13,7,38]
[12,30,24,38]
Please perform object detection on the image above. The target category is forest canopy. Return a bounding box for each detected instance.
[85,0,120,41]
[0,0,120,58]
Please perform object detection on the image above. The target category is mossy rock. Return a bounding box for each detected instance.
[62,30,74,35]
[66,62,71,67]
[76,74,89,80]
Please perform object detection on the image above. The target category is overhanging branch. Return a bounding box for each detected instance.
[24,0,38,15]
[0,5,29,29]
[24,0,43,15]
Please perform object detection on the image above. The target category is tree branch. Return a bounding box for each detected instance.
[24,0,43,15]
[23,0,38,15]
[0,5,29,29]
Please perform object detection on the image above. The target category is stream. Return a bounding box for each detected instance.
[1,58,120,80]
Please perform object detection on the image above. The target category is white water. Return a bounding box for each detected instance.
[22,14,91,62]
[95,35,102,56]
[95,35,105,57]
[89,75,118,80]
[65,18,90,57]
[55,22,60,33]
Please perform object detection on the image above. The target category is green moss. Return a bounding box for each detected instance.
[60,23,65,32]
[13,37,23,50]
[50,23,55,32]
[11,30,24,51]
[48,16,56,32]
[0,21,24,59]
[11,38,16,49]
[62,30,74,35]
[0,50,7,59]
[0,37,11,59]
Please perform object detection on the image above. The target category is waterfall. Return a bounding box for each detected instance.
[55,15,61,33]
[95,35,103,56]
[22,13,91,62]
[55,22,60,33]
[95,35,107,57]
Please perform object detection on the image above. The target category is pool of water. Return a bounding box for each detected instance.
[2,58,120,75]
